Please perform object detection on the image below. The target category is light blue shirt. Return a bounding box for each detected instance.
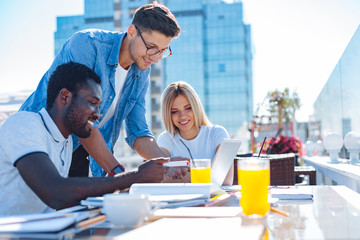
[157,125,229,161]
[20,29,153,176]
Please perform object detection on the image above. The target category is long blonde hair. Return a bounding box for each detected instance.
[161,81,211,137]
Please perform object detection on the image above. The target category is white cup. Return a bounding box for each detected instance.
[103,193,152,227]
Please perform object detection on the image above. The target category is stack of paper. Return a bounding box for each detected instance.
[80,196,104,207]
[0,211,88,233]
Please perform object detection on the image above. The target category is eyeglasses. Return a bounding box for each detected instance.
[135,25,172,59]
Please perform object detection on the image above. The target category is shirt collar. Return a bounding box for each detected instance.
[108,32,146,78]
[108,32,126,66]
[38,108,67,143]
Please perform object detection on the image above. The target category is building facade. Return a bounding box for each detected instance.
[164,0,253,138]
[54,0,115,55]
[313,25,360,137]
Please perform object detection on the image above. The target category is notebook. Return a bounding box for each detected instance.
[211,139,242,187]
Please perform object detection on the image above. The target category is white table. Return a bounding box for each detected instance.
[302,156,360,193]
[3,186,360,239]
[83,186,360,240]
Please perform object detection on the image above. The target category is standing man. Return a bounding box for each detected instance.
[20,2,182,177]
[0,62,169,216]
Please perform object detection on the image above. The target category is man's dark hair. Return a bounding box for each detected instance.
[132,1,180,38]
[46,62,101,109]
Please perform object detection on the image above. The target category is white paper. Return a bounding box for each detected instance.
[0,211,89,233]
[129,183,212,198]
[151,207,242,219]
[119,218,264,240]
[148,194,207,202]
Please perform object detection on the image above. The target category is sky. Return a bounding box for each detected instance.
[1,0,360,122]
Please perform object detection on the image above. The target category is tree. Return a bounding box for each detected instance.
[250,88,301,153]
[266,88,301,132]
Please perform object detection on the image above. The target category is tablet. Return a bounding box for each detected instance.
[211,139,242,187]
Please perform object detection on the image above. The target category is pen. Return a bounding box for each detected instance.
[205,193,236,207]
[270,207,289,217]
[76,214,106,228]
[209,193,224,201]
[160,161,189,167]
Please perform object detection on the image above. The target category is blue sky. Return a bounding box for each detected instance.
[0,0,360,122]
[0,0,83,93]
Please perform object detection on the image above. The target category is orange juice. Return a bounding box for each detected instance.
[190,168,211,183]
[238,168,270,216]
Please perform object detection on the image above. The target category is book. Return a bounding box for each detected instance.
[129,183,212,199]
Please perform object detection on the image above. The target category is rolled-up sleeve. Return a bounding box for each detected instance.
[125,79,154,148]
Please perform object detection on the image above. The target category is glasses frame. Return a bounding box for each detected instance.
[135,25,172,59]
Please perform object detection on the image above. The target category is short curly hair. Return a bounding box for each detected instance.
[46,62,101,109]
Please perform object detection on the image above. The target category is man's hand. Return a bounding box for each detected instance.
[137,158,170,183]
[163,157,191,182]
[166,167,190,180]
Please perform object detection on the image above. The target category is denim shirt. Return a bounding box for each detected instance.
[20,29,153,176]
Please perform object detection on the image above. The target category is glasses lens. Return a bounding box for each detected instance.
[146,48,171,59]
[161,50,171,58]
[147,48,159,56]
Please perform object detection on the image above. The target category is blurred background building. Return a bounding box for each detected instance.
[55,0,115,54]
[0,91,32,124]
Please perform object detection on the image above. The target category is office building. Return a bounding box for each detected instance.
[54,0,115,55]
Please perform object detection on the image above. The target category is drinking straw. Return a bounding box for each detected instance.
[266,128,282,154]
[270,207,289,217]
[258,137,267,157]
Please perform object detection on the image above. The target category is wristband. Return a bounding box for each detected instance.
[108,164,125,176]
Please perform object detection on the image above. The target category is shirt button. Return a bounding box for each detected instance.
[110,96,113,99]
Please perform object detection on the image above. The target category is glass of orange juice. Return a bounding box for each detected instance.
[237,157,270,217]
[190,159,211,183]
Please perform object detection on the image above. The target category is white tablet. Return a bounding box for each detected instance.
[211,139,242,187]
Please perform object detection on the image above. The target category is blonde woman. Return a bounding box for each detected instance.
[157,81,233,185]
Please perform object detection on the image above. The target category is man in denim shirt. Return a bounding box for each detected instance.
[20,2,183,177]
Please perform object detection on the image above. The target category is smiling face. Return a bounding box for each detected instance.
[64,79,102,138]
[128,25,173,70]
[170,94,198,139]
